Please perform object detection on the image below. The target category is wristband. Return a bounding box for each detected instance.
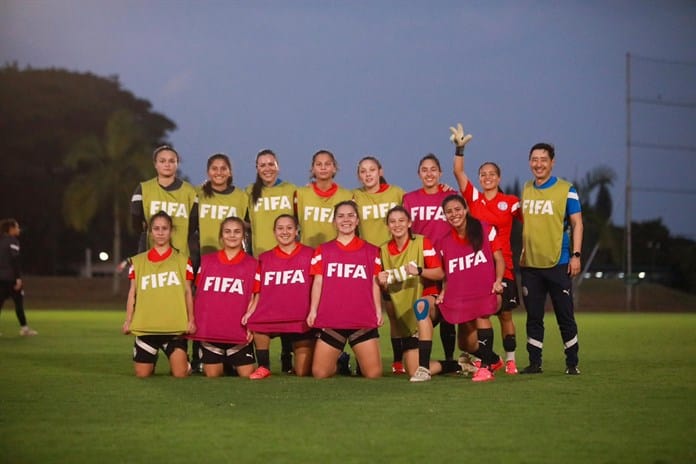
[417,266,423,276]
[455,146,465,157]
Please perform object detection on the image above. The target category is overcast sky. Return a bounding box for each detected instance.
[2,0,695,238]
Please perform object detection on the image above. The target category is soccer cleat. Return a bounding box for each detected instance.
[472,367,494,382]
[457,353,478,376]
[520,364,543,374]
[391,361,406,375]
[505,360,519,375]
[19,326,38,336]
[250,366,272,380]
[565,366,581,375]
[489,358,504,372]
[190,361,203,374]
[409,366,432,382]
[337,352,352,376]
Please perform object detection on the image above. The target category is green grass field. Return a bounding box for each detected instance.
[1,310,695,464]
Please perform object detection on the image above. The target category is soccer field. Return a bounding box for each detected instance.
[1,310,695,464]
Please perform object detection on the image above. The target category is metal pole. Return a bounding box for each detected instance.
[625,52,633,310]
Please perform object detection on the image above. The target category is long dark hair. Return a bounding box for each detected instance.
[252,149,277,203]
[202,153,233,198]
[442,195,484,251]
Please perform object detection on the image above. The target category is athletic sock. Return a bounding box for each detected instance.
[391,337,404,363]
[474,328,500,367]
[440,321,456,360]
[256,349,270,369]
[418,340,432,368]
[503,334,516,354]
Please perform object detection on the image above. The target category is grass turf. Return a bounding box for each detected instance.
[1,310,695,463]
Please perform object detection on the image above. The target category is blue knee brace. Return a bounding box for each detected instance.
[413,298,430,321]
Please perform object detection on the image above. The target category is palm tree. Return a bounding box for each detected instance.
[63,109,154,293]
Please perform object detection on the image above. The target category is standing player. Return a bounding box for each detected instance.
[242,215,315,378]
[0,219,37,336]
[377,207,461,382]
[519,143,583,375]
[192,153,249,372]
[245,149,297,373]
[295,150,353,248]
[352,156,406,374]
[437,195,505,382]
[450,123,522,374]
[402,154,457,362]
[306,201,383,379]
[197,153,249,256]
[190,216,257,378]
[130,145,198,258]
[122,211,195,378]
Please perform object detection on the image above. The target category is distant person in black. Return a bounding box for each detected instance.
[0,219,37,336]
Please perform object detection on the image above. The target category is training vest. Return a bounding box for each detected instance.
[141,178,197,257]
[353,185,405,246]
[402,188,454,243]
[129,250,190,336]
[246,181,296,256]
[380,235,425,336]
[247,245,314,333]
[437,226,498,324]
[192,251,257,344]
[520,178,571,268]
[196,187,249,256]
[314,240,380,330]
[296,185,353,248]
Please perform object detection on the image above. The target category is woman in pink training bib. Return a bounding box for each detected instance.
[191,216,257,378]
[306,201,383,379]
[436,195,505,382]
[242,214,316,378]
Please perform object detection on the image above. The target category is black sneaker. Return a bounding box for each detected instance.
[337,352,352,376]
[565,366,581,375]
[520,364,543,374]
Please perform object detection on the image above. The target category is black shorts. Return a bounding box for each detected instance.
[199,341,256,366]
[499,277,520,312]
[133,335,188,363]
[262,329,319,343]
[319,328,380,351]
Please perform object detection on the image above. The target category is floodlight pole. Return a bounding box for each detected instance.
[625,52,634,311]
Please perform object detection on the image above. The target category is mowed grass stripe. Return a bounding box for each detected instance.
[1,310,694,464]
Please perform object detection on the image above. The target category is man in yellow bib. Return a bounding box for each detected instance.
[519,143,583,375]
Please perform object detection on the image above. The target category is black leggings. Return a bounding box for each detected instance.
[0,281,27,326]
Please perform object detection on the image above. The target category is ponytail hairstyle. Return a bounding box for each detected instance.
[385,205,415,240]
[202,153,233,198]
[310,149,338,181]
[441,195,484,251]
[252,149,278,204]
[357,156,388,185]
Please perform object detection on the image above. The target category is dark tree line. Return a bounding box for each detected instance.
[0,65,175,275]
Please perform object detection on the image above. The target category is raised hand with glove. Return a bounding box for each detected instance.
[449,122,473,156]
